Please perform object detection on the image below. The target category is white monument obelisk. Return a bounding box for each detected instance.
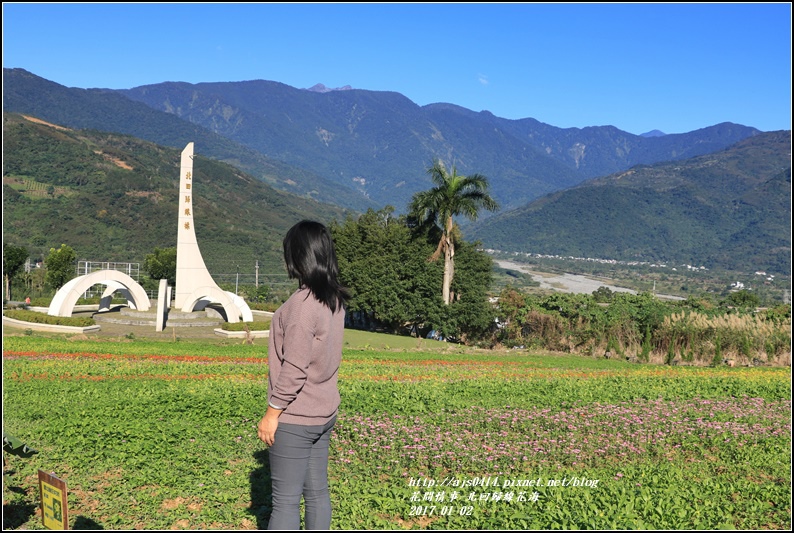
[173,143,252,323]
[174,142,218,309]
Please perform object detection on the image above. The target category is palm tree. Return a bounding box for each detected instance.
[409,159,499,305]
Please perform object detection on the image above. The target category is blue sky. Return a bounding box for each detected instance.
[3,2,791,135]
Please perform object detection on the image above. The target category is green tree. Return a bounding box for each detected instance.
[723,289,761,310]
[45,244,76,291]
[331,207,444,334]
[447,239,496,341]
[143,247,177,286]
[3,243,29,300]
[592,286,615,303]
[409,159,499,305]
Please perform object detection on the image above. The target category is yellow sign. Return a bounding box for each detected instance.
[38,470,68,530]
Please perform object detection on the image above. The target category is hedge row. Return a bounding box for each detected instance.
[3,309,96,327]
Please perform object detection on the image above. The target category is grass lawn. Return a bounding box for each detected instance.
[2,330,790,530]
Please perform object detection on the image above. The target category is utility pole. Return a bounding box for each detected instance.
[255,260,259,288]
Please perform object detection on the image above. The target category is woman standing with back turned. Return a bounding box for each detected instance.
[258,220,348,530]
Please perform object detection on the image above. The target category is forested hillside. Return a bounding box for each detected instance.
[2,113,352,281]
[2,68,376,212]
[469,131,792,274]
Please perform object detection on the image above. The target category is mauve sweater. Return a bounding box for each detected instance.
[267,287,345,425]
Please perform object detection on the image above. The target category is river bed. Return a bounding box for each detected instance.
[496,260,684,300]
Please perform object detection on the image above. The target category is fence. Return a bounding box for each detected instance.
[72,259,294,300]
[76,261,141,298]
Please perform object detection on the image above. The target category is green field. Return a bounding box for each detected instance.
[2,334,790,530]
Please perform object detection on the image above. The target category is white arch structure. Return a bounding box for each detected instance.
[180,286,253,324]
[225,291,254,322]
[48,270,151,317]
[99,281,136,311]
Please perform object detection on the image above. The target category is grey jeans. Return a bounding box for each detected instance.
[267,416,336,530]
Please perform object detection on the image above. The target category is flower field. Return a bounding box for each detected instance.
[2,336,790,530]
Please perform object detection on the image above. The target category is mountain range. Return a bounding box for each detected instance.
[4,68,761,213]
[116,79,763,213]
[2,68,790,275]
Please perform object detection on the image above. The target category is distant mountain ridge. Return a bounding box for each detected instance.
[641,130,666,137]
[3,68,761,214]
[116,77,761,211]
[306,83,354,93]
[469,130,792,274]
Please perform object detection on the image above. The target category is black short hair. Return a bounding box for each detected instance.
[283,220,349,313]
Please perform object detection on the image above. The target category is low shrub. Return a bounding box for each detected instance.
[3,309,95,327]
[496,289,791,365]
[221,320,271,331]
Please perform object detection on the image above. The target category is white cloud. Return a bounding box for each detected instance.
[478,73,489,86]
